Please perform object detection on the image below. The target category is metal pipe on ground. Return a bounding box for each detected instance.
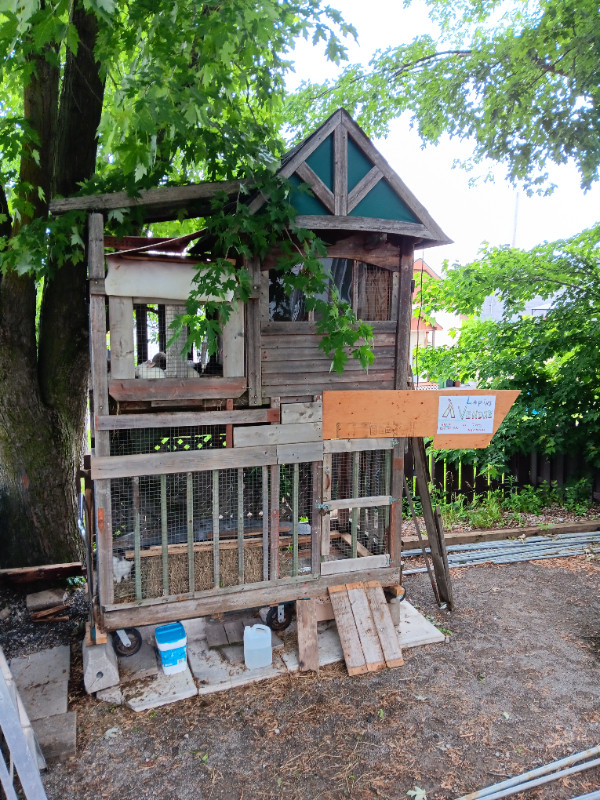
[455,745,600,800]
[567,792,600,800]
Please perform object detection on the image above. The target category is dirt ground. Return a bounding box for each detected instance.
[1,552,594,800]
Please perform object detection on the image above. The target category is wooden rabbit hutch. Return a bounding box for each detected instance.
[52,109,452,637]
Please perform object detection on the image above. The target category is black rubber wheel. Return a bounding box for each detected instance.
[112,627,142,657]
[266,604,293,632]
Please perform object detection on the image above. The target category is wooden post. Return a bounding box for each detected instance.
[246,257,262,406]
[88,212,114,608]
[389,237,413,568]
[413,438,453,608]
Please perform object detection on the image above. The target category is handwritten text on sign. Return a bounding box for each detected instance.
[437,395,496,435]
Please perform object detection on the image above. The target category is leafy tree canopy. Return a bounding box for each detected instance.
[417,225,600,465]
[286,0,600,191]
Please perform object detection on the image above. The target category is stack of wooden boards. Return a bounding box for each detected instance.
[328,581,404,675]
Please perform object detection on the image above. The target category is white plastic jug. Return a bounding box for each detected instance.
[243,624,272,669]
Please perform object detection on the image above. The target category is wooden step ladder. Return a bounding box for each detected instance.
[328,581,404,676]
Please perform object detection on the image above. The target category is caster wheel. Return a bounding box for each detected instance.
[266,604,293,632]
[112,627,142,657]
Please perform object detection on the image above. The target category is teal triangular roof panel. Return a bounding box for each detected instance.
[288,173,330,216]
[305,135,334,192]
[349,179,418,223]
[347,137,373,192]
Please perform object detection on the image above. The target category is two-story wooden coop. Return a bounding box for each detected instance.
[53,109,451,635]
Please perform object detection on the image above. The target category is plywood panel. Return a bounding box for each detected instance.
[323,389,520,449]
[222,303,245,378]
[105,256,233,302]
[108,296,135,379]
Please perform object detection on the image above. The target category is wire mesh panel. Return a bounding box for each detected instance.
[108,458,323,602]
[109,426,226,457]
[329,449,392,558]
[278,462,314,578]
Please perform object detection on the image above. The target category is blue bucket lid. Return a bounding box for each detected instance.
[155,621,186,645]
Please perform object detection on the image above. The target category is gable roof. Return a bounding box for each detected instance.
[274,109,451,248]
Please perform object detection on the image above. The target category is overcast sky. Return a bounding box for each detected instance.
[289,0,600,274]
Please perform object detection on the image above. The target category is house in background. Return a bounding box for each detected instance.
[411,258,463,386]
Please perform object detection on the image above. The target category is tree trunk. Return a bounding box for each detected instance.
[0,1,105,567]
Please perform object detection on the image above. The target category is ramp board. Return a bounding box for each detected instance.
[328,581,404,676]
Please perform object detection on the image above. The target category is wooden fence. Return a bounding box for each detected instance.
[407,447,600,505]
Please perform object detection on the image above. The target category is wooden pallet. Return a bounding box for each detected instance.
[328,581,404,675]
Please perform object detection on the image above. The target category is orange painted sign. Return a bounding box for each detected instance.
[322,389,520,449]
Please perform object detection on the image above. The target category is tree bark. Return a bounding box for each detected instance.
[0,1,105,567]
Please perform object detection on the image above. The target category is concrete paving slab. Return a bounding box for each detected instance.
[19,679,68,721]
[399,601,445,647]
[205,623,228,648]
[96,685,124,705]
[188,637,285,695]
[9,645,70,688]
[222,645,244,665]
[26,590,67,613]
[117,639,159,684]
[181,617,206,640]
[33,712,77,760]
[124,667,197,712]
[224,619,244,644]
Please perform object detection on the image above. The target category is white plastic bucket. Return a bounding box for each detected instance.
[243,624,272,669]
[155,622,187,675]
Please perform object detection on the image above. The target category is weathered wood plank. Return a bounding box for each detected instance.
[346,582,385,672]
[262,346,396,362]
[323,438,395,454]
[108,296,135,379]
[264,371,395,387]
[277,441,323,465]
[347,166,383,212]
[265,381,395,397]
[364,580,404,668]
[321,495,393,512]
[261,321,397,336]
[51,180,245,216]
[339,533,370,558]
[99,566,402,628]
[96,408,279,431]
[334,123,348,216]
[109,377,247,401]
[105,256,233,303]
[320,554,389,576]
[280,401,323,425]
[247,257,262,406]
[222,303,245,378]
[294,215,435,240]
[276,109,342,182]
[233,422,322,448]
[91,445,277,480]
[295,162,335,214]
[262,358,395,375]
[328,585,368,676]
[296,598,319,672]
